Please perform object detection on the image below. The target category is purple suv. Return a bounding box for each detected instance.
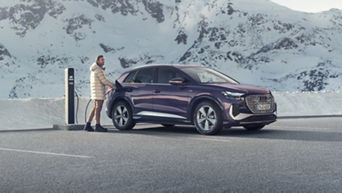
[106,65,277,135]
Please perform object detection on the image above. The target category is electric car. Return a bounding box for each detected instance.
[106,65,277,135]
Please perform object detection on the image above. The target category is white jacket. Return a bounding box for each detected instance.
[90,63,115,100]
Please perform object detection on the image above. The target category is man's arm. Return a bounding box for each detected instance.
[96,69,116,88]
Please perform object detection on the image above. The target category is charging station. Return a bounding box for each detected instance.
[65,68,75,125]
[53,68,84,130]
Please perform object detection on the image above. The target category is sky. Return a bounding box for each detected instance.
[270,0,342,12]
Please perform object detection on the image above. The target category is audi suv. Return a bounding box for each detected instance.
[106,65,277,135]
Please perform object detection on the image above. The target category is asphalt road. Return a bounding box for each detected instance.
[1,118,342,193]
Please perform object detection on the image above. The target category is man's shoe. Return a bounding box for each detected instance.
[84,122,94,132]
[95,124,108,132]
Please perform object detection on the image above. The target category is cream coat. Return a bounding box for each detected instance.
[90,63,115,100]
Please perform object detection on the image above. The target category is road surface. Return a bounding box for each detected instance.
[0,118,342,192]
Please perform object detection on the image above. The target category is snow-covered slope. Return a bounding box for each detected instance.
[1,0,342,98]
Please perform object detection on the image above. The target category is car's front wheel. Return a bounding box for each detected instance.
[243,124,265,131]
[112,101,135,130]
[193,101,223,135]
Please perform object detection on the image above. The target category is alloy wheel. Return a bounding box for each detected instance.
[114,105,129,126]
[196,105,217,131]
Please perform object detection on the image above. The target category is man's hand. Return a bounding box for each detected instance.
[106,87,113,95]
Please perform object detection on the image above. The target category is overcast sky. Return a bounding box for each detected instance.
[270,0,342,12]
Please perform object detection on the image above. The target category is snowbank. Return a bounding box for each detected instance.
[0,97,114,130]
[273,91,342,116]
[0,92,341,130]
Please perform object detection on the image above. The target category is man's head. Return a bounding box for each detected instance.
[96,55,105,66]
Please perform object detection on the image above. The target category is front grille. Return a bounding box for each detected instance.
[245,94,275,114]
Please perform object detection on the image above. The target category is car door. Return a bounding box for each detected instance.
[123,67,157,115]
[152,67,193,120]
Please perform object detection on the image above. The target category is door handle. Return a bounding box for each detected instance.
[154,89,160,93]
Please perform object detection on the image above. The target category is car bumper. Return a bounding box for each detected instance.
[223,101,277,126]
[224,113,277,126]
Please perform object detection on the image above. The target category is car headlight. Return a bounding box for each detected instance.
[222,91,245,101]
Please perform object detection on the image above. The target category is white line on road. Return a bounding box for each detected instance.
[0,147,93,159]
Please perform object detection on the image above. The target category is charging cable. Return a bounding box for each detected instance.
[83,81,122,124]
[75,91,79,124]
[84,89,112,123]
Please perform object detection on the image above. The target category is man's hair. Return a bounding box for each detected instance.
[96,55,104,63]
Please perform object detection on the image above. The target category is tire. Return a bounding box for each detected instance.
[243,124,265,131]
[161,124,175,127]
[193,101,223,135]
[112,101,135,130]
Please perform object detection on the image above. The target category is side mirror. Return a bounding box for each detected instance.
[169,77,185,85]
[115,80,123,90]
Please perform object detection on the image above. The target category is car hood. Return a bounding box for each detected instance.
[210,83,270,94]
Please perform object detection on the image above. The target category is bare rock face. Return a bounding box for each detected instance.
[86,0,164,23]
[99,43,124,53]
[65,15,93,41]
[0,44,11,60]
[9,73,38,98]
[86,0,138,16]
[296,61,339,91]
[36,55,70,69]
[141,0,164,23]
[0,0,65,36]
[175,30,187,45]
[119,54,164,69]
[0,43,15,68]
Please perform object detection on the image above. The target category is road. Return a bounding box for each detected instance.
[0,118,342,193]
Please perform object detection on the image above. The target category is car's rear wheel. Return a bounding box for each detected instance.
[112,101,135,130]
[161,124,175,127]
[193,101,223,135]
[243,124,265,131]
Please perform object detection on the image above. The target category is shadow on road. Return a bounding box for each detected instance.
[109,125,342,142]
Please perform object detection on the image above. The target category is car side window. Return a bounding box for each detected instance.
[123,71,137,83]
[157,67,187,84]
[134,68,156,83]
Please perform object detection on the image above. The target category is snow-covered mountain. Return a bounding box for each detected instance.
[1,0,342,98]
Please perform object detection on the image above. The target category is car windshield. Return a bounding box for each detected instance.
[182,67,239,84]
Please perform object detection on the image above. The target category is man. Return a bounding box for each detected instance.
[84,55,116,132]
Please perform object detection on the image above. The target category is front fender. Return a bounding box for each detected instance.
[106,91,134,118]
[188,95,225,121]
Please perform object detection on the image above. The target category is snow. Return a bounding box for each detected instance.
[1,0,342,99]
[0,92,341,130]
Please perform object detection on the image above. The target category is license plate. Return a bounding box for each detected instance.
[256,104,271,111]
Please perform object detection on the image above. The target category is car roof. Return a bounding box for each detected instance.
[125,64,203,73]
